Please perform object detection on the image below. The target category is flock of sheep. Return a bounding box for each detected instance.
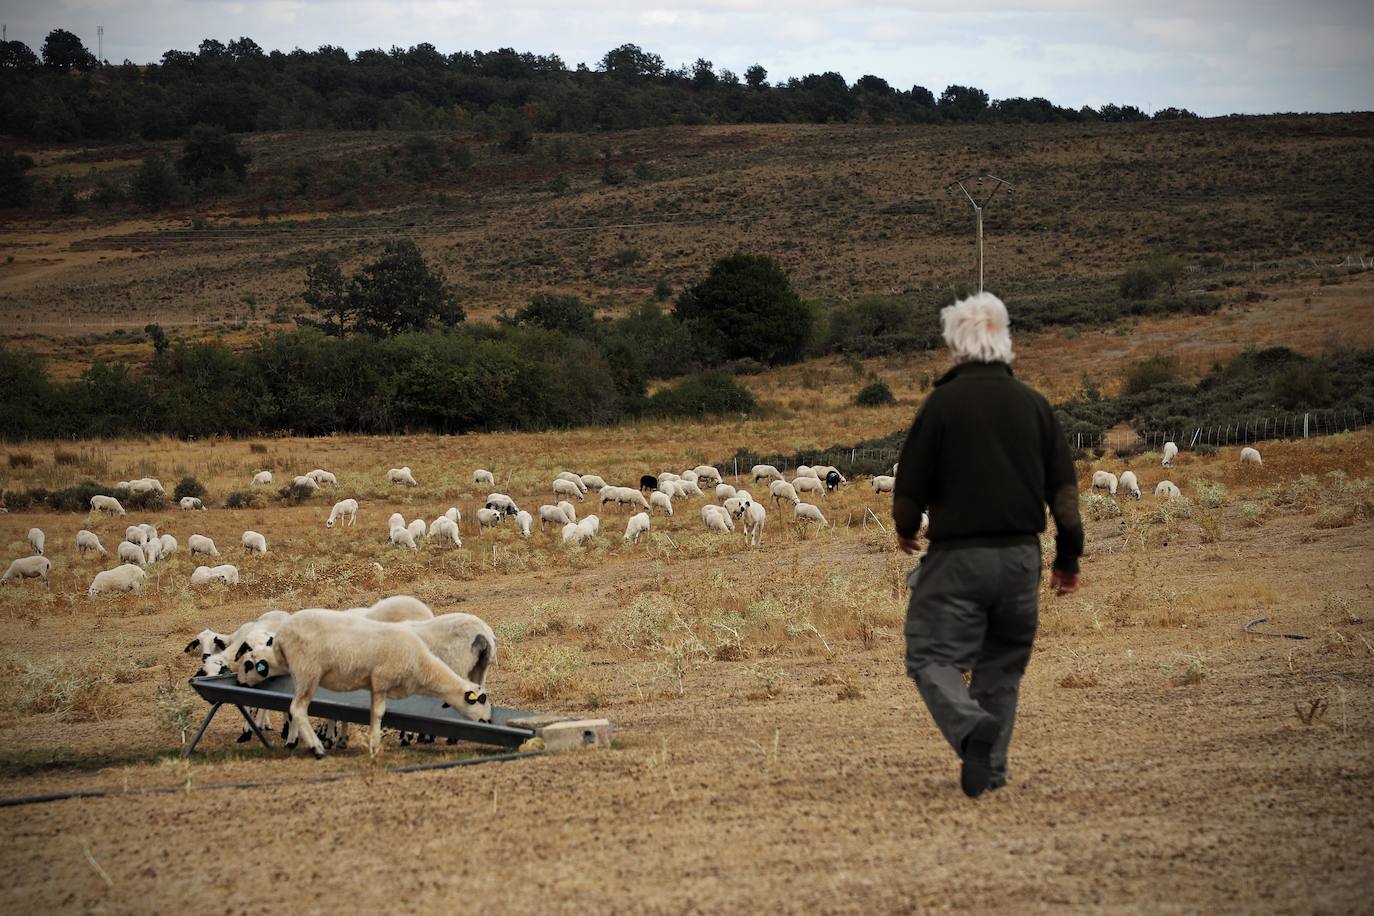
[1086,443,1262,500]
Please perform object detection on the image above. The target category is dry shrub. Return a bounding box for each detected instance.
[1082,493,1121,521]
[15,657,122,722]
[503,645,589,703]
[250,443,269,454]
[8,452,35,469]
[53,448,80,466]
[1312,506,1355,529]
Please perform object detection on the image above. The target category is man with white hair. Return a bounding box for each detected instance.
[893,291,1082,798]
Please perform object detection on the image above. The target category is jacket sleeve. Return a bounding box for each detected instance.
[892,401,940,539]
[1044,407,1084,573]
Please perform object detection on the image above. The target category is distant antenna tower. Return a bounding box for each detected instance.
[945,174,1013,294]
[97,25,104,64]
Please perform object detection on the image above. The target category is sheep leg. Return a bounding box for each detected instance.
[289,684,326,757]
[368,689,387,755]
[231,705,273,749]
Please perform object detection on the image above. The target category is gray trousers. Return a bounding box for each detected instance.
[904,544,1041,778]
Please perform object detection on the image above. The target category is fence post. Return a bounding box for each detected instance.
[1303,413,1309,439]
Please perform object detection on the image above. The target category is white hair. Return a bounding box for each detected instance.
[940,292,1015,364]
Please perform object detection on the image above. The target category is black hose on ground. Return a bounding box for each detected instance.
[1242,616,1310,640]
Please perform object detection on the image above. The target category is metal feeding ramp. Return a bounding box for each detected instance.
[185,674,537,757]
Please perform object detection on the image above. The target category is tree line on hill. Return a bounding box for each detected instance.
[0,29,1197,143]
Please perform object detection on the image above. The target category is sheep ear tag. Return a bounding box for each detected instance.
[255,660,269,676]
[464,691,479,704]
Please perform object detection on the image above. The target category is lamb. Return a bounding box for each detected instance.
[406,518,426,542]
[715,483,737,501]
[871,475,896,494]
[431,516,462,547]
[237,609,492,757]
[327,498,359,528]
[793,502,828,526]
[1119,471,1142,500]
[241,531,268,554]
[88,564,147,596]
[579,474,607,492]
[731,498,767,547]
[117,540,146,566]
[476,507,502,531]
[1154,480,1181,498]
[76,530,107,555]
[188,534,219,557]
[649,490,674,516]
[443,507,460,524]
[558,500,577,524]
[794,476,825,497]
[389,525,418,550]
[193,610,292,676]
[539,504,572,529]
[769,479,801,507]
[485,493,520,517]
[553,478,584,501]
[90,494,125,514]
[387,512,406,533]
[179,496,206,510]
[388,466,418,487]
[703,505,734,533]
[1162,442,1178,468]
[751,464,783,483]
[515,510,533,538]
[556,471,588,494]
[306,469,337,487]
[190,564,240,587]
[692,465,722,486]
[1091,471,1119,497]
[1240,446,1263,466]
[291,475,321,493]
[158,533,178,556]
[473,468,495,486]
[2,556,51,587]
[624,512,651,544]
[27,528,45,556]
[252,470,273,486]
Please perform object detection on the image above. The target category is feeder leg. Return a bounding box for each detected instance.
[183,703,222,758]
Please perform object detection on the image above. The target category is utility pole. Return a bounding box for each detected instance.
[97,25,104,65]
[946,174,1013,294]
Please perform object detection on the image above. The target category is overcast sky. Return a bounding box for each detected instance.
[4,1,1371,116]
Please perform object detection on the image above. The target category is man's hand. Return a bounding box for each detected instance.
[897,534,920,555]
[1050,569,1081,595]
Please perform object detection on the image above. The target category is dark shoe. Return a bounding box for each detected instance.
[960,716,1001,798]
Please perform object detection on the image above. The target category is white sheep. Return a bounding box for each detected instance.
[693,465,722,486]
[188,534,219,557]
[407,611,496,685]
[89,494,125,514]
[658,471,680,482]
[751,464,783,483]
[191,564,240,587]
[553,478,584,501]
[715,483,737,501]
[127,478,165,496]
[406,519,426,542]
[388,466,418,487]
[558,500,577,523]
[252,470,273,486]
[556,471,588,494]
[139,523,158,543]
[117,540,146,566]
[237,609,492,757]
[347,595,436,623]
[1154,480,1181,498]
[731,498,766,547]
[476,507,502,531]
[657,478,677,497]
[515,509,533,538]
[581,514,600,535]
[242,530,268,554]
[88,564,146,596]
[389,526,418,550]
[703,505,734,533]
[680,469,699,484]
[794,502,828,526]
[159,533,178,556]
[579,474,606,492]
[560,521,582,544]
[794,465,819,480]
[2,556,51,587]
[1091,471,1119,497]
[485,493,520,517]
[291,475,321,493]
[387,512,406,533]
[431,516,462,547]
[562,519,594,545]
[539,504,571,529]
[624,512,651,544]
[871,475,896,494]
[142,538,163,565]
[769,480,800,507]
[649,490,673,516]
[192,610,292,675]
[27,528,45,556]
[1119,471,1141,500]
[1240,446,1263,466]
[179,496,206,510]
[1161,442,1178,468]
[735,489,754,504]
[307,469,337,487]
[473,469,495,486]
[680,479,704,498]
[76,530,107,555]
[794,476,826,497]
[327,498,359,528]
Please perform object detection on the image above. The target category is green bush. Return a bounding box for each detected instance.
[854,381,896,406]
[48,481,115,512]
[674,254,812,365]
[646,372,756,418]
[173,476,206,501]
[129,156,181,211]
[1119,267,1161,301]
[1121,356,1180,396]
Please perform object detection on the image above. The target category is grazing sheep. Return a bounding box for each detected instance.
[768,479,801,507]
[794,476,825,497]
[179,496,206,510]
[188,534,219,557]
[388,466,418,487]
[558,500,577,523]
[825,470,844,492]
[237,609,492,757]
[679,479,704,498]
[194,610,291,676]
[579,474,607,492]
[90,494,125,514]
[703,505,734,533]
[306,469,337,487]
[348,595,436,623]
[751,464,783,483]
[659,472,680,483]
[794,465,819,480]
[476,507,502,531]
[793,502,828,526]
[715,483,737,501]
[473,468,495,486]
[1240,446,1263,466]
[649,490,674,516]
[291,475,321,493]
[639,475,658,494]
[680,469,699,484]
[1154,480,1181,498]
[26,528,45,556]
[871,475,896,494]
[252,470,273,486]
[624,512,651,544]
[431,516,462,547]
[693,466,722,486]
[88,564,147,596]
[485,493,520,517]
[406,519,426,542]
[191,564,240,587]
[127,478,165,496]
[553,478,584,501]
[76,530,107,555]
[387,512,405,532]
[443,506,460,524]
[1162,442,1178,468]
[139,523,159,543]
[1119,471,1142,500]
[2,556,51,587]
[539,504,571,529]
[242,531,268,554]
[515,510,533,538]
[327,498,359,528]
[581,514,601,535]
[142,538,163,565]
[730,498,767,547]
[1091,471,1119,497]
[389,526,418,550]
[117,540,146,566]
[159,533,178,556]
[560,522,582,544]
[556,471,588,494]
[599,486,648,510]
[407,611,496,685]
